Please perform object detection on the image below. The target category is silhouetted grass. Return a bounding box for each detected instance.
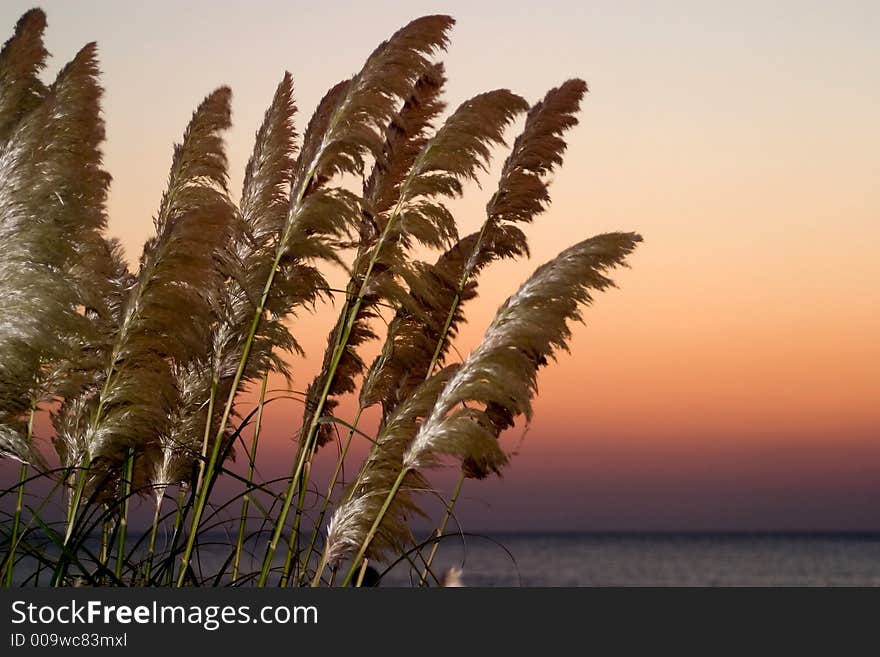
[0,9,640,587]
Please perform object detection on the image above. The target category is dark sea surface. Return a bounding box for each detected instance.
[378,532,880,586]
[11,532,880,587]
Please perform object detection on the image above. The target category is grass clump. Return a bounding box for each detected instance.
[0,8,641,587]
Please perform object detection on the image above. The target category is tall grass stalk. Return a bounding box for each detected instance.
[273,50,522,583]
[354,558,369,587]
[177,250,286,586]
[53,460,93,586]
[114,448,134,581]
[3,464,27,586]
[339,468,409,586]
[419,472,463,585]
[254,199,353,585]
[407,231,490,582]
[99,514,110,569]
[297,408,364,585]
[377,79,590,581]
[232,373,269,583]
[266,281,379,585]
[62,457,90,545]
[196,373,219,492]
[143,497,162,584]
[164,487,187,586]
[323,235,641,585]
[2,409,34,587]
[275,201,408,583]
[176,371,221,584]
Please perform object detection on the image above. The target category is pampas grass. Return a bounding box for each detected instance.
[0,9,641,587]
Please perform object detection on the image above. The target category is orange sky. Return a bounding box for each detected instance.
[4,0,878,529]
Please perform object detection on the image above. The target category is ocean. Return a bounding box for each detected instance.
[11,532,880,587]
[378,532,880,587]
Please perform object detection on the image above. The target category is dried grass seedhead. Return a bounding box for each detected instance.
[0,8,48,143]
[297,15,453,187]
[404,232,642,477]
[325,366,458,564]
[1,37,116,466]
[359,232,480,420]
[472,78,588,271]
[363,62,447,222]
[76,87,237,479]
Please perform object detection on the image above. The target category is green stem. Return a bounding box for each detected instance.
[143,497,162,584]
[96,504,112,582]
[278,462,308,587]
[425,291,461,377]
[3,409,34,588]
[52,454,92,588]
[310,549,330,587]
[186,243,286,587]
[425,216,493,376]
[232,373,269,583]
[64,468,83,540]
[195,372,219,492]
[2,463,28,587]
[258,294,366,585]
[354,558,369,587]
[296,407,363,585]
[165,487,187,586]
[419,472,464,585]
[115,448,134,582]
[176,406,225,585]
[176,370,220,584]
[99,512,110,570]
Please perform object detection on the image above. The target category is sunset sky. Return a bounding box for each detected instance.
[3,0,877,530]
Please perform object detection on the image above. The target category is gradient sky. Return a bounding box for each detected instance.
[3,1,878,530]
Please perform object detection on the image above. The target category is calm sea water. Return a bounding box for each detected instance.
[14,532,880,586]
[379,533,880,586]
